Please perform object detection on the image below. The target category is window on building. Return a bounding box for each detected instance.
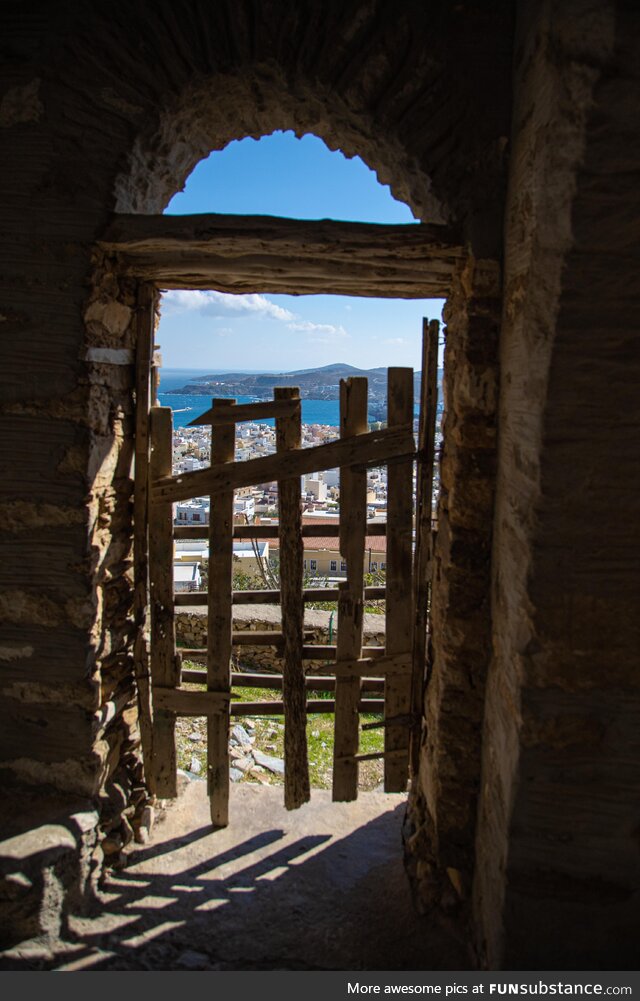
[310,559,317,571]
[380,561,386,570]
[340,560,347,572]
[330,560,337,572]
[371,561,378,571]
[303,559,307,569]
[192,513,200,522]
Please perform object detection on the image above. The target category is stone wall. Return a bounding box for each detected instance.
[473,0,640,969]
[176,604,385,675]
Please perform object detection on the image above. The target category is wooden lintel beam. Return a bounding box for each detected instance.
[98,213,464,298]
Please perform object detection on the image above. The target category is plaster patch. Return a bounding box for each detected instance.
[0,501,85,532]
[1,681,98,709]
[0,644,34,662]
[84,299,133,337]
[0,757,99,797]
[85,347,134,365]
[0,590,62,627]
[100,87,144,118]
[0,79,43,127]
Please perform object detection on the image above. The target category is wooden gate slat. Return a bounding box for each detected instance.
[133,283,156,793]
[411,319,439,775]
[333,377,368,801]
[384,368,415,792]
[149,406,179,796]
[207,399,235,827]
[275,387,310,810]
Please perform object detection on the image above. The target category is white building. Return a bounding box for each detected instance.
[324,468,339,488]
[303,474,327,501]
[177,455,204,472]
[234,496,255,521]
[174,541,208,562]
[173,562,201,592]
[175,499,209,525]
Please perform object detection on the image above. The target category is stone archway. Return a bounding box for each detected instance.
[105,106,501,939]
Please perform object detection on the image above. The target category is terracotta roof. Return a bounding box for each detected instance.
[254,517,388,553]
[267,533,387,554]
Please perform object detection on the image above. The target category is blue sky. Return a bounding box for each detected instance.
[158,131,444,371]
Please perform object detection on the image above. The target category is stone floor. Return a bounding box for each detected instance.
[1,781,471,971]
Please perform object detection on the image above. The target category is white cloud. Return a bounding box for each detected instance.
[161,290,348,341]
[287,320,347,338]
[161,289,295,322]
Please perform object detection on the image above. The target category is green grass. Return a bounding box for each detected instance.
[176,668,385,791]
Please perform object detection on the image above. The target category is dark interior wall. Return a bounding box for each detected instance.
[2,0,638,972]
[474,0,640,969]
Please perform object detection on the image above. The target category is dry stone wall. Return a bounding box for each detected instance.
[176,605,385,675]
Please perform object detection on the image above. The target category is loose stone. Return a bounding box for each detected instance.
[233,755,254,773]
[231,724,253,747]
[252,749,285,775]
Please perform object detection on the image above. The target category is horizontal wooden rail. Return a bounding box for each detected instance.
[178,644,384,660]
[230,698,385,716]
[155,693,385,717]
[300,645,385,661]
[174,522,388,540]
[175,585,387,606]
[361,713,415,731]
[189,398,298,426]
[180,669,385,693]
[153,687,229,715]
[339,748,407,763]
[177,630,314,654]
[152,425,414,504]
[99,213,464,298]
[334,653,411,676]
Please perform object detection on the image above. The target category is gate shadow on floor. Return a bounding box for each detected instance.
[1,788,472,972]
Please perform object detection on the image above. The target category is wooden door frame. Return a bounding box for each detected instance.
[118,214,454,809]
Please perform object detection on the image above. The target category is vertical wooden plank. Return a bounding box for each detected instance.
[207,399,236,827]
[410,319,440,776]
[384,367,415,792]
[332,377,368,801]
[133,283,156,792]
[151,348,162,405]
[149,405,179,796]
[275,386,310,810]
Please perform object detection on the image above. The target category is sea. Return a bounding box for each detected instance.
[157,369,390,429]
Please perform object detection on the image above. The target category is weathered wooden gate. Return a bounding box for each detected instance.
[145,323,439,827]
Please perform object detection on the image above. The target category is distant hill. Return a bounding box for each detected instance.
[169,364,442,401]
